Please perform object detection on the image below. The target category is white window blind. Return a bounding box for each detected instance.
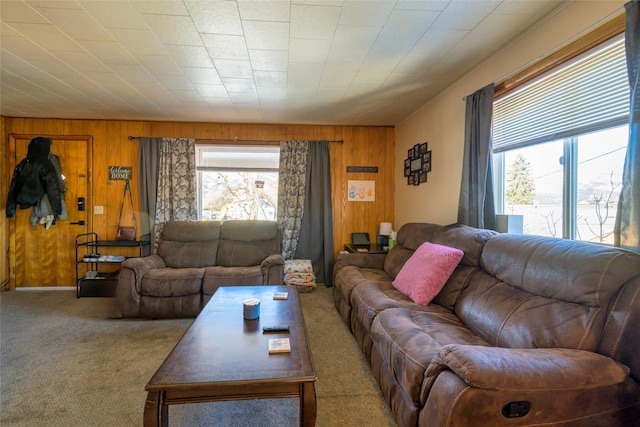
[493,35,628,153]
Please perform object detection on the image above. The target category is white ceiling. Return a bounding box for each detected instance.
[0,0,567,126]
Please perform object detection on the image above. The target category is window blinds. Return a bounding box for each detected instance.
[493,35,628,153]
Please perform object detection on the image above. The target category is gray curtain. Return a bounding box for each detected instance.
[614,0,640,253]
[138,137,161,251]
[277,141,308,259]
[294,142,335,286]
[153,138,197,248]
[458,83,496,230]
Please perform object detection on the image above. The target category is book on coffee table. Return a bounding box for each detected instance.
[273,291,289,300]
[268,338,291,354]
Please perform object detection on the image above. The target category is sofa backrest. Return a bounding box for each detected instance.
[158,221,221,268]
[217,220,281,267]
[430,223,496,310]
[384,223,440,278]
[457,234,640,369]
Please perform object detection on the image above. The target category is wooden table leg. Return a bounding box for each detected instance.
[300,382,317,427]
[144,391,168,427]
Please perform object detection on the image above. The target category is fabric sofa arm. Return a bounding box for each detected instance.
[120,254,166,286]
[115,255,166,318]
[261,254,285,285]
[421,344,630,401]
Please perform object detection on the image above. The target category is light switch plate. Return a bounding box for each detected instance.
[94,206,104,214]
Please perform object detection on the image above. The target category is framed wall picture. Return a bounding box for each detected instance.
[404,142,432,186]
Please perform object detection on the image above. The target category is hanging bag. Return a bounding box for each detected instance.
[116,180,137,241]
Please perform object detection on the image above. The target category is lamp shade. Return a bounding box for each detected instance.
[379,222,392,236]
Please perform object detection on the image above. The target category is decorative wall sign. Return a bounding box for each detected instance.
[346,166,379,173]
[109,166,132,180]
[404,142,431,186]
[347,180,375,202]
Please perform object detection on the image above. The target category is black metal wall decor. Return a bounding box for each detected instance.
[404,142,431,185]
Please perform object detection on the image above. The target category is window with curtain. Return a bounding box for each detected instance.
[493,34,629,244]
[196,145,280,221]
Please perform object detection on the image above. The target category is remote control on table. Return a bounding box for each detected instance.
[262,325,290,333]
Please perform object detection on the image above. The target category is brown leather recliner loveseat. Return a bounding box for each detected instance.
[116,220,284,318]
[333,222,640,426]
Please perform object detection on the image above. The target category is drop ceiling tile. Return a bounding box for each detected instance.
[136,55,182,75]
[165,45,214,67]
[221,77,256,93]
[109,28,167,55]
[53,50,111,72]
[289,39,330,63]
[249,49,287,71]
[229,91,258,103]
[1,1,49,23]
[396,0,448,11]
[412,28,469,58]
[433,1,500,30]
[338,1,395,26]
[202,34,249,60]
[193,84,228,98]
[185,1,243,35]
[34,7,113,41]
[80,0,147,29]
[318,72,354,90]
[214,59,253,78]
[290,4,341,39]
[155,74,195,91]
[142,14,202,46]
[1,34,52,62]
[237,0,290,21]
[132,1,189,15]
[182,67,223,85]
[77,40,137,64]
[6,22,81,51]
[254,70,287,88]
[243,21,288,50]
[108,63,155,82]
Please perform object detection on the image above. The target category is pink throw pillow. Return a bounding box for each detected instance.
[392,242,464,305]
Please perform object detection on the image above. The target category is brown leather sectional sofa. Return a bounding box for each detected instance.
[333,222,640,426]
[115,220,284,318]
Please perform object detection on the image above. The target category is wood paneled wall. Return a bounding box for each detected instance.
[1,116,7,290]
[2,117,395,279]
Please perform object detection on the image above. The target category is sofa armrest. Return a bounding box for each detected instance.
[261,254,285,285]
[115,255,166,318]
[120,255,166,285]
[422,344,630,401]
[419,344,638,426]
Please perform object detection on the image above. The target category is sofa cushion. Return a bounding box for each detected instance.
[158,221,220,268]
[370,307,490,406]
[217,220,281,266]
[392,242,464,306]
[140,268,204,297]
[202,265,264,296]
[457,233,640,351]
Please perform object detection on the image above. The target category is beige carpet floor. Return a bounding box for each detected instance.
[0,285,397,427]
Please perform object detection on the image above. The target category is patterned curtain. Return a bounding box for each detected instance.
[277,141,308,259]
[153,138,197,248]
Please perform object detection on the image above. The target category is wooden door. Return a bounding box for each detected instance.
[8,134,92,288]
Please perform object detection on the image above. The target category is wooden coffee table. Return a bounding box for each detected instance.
[143,285,317,426]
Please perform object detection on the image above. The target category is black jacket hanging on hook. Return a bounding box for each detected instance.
[6,137,63,218]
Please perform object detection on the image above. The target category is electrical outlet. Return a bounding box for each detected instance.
[94,206,104,215]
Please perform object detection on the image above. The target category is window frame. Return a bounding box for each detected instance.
[492,14,628,242]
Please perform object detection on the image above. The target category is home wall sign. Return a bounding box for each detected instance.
[404,142,431,185]
[109,166,132,180]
